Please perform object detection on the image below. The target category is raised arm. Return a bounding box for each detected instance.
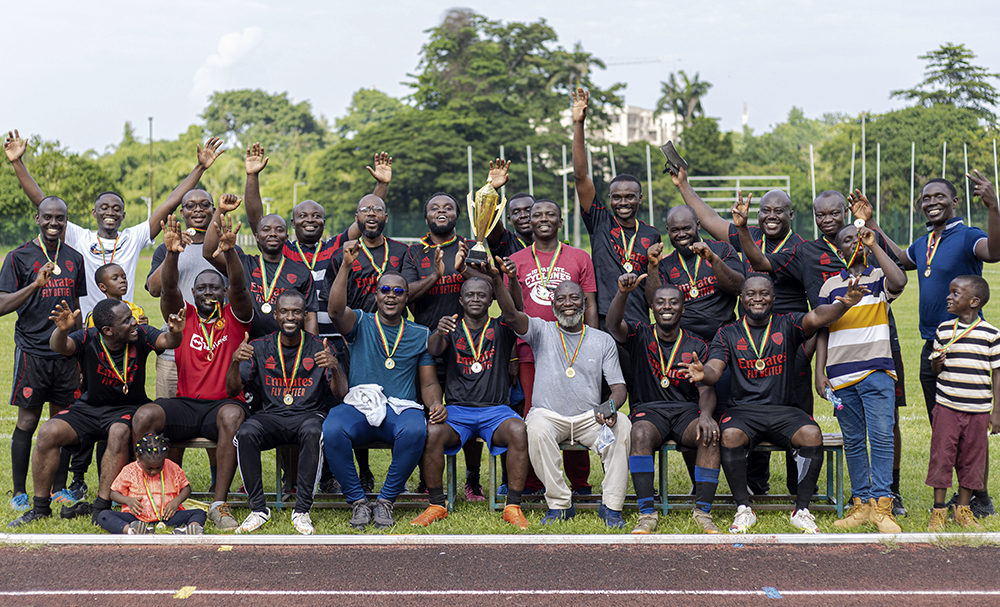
[327,241,360,335]
[149,138,224,238]
[487,256,529,335]
[158,216,190,321]
[731,192,774,272]
[0,261,53,315]
[802,276,867,336]
[690,242,743,296]
[155,307,186,350]
[968,171,1000,263]
[367,152,393,203]
[673,166,732,241]
[851,190,916,271]
[47,300,81,356]
[4,130,44,205]
[860,226,907,294]
[202,194,243,273]
[406,247,444,302]
[227,333,252,397]
[571,87,596,213]
[644,243,664,307]
[217,213,254,321]
[484,159,512,248]
[606,273,645,342]
[243,143,268,235]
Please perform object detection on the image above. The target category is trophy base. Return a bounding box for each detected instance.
[466,247,489,265]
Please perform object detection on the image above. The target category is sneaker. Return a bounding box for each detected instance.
[350,499,373,529]
[464,482,485,502]
[834,497,872,530]
[128,520,152,535]
[497,484,508,496]
[953,504,982,529]
[891,492,908,517]
[10,492,30,512]
[173,522,204,535]
[502,504,530,530]
[571,486,593,496]
[291,511,316,535]
[790,508,819,534]
[68,479,88,502]
[598,504,626,529]
[869,497,901,533]
[410,504,448,527]
[373,498,396,529]
[540,505,576,525]
[692,509,719,534]
[970,494,995,519]
[360,469,375,494]
[631,512,658,534]
[730,505,757,533]
[237,508,271,534]
[208,503,239,531]
[50,489,78,507]
[7,508,50,528]
[61,501,93,520]
[928,507,949,532]
[319,477,341,495]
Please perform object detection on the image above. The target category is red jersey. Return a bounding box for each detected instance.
[174,302,252,401]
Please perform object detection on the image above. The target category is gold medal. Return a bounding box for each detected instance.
[853,219,865,229]
[471,362,483,374]
[660,378,670,389]
[37,237,62,277]
[276,331,305,408]
[929,350,943,360]
[156,521,166,531]
[924,268,931,278]
[755,359,766,371]
[623,262,633,273]
[558,325,586,381]
[461,319,489,378]
[206,352,213,362]
[742,317,773,375]
[261,303,272,314]
[186,228,197,236]
[100,336,131,396]
[376,313,405,372]
[122,385,129,395]
[257,255,285,318]
[52,266,61,275]
[565,367,576,378]
[385,358,395,369]
[283,394,293,405]
[689,287,699,298]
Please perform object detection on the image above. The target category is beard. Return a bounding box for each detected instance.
[554,307,585,329]
[745,307,772,323]
[429,219,457,236]
[357,218,386,241]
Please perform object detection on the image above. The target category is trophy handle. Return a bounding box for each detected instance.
[485,196,508,237]
[467,192,478,238]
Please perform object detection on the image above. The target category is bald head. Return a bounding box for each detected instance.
[667,205,698,224]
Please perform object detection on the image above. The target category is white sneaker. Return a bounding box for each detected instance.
[237,508,271,534]
[790,508,819,533]
[730,504,757,533]
[292,511,315,535]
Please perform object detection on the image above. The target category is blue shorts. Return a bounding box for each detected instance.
[444,406,522,456]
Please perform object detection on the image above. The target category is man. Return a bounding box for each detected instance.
[508,199,598,494]
[413,272,530,530]
[8,298,184,528]
[4,129,224,317]
[227,291,348,534]
[131,211,254,530]
[606,276,721,535]
[494,275,631,528]
[484,158,535,259]
[326,252,446,529]
[572,88,660,329]
[1,197,86,511]
[683,275,866,533]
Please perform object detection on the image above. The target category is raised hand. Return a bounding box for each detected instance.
[433,247,445,278]
[341,240,361,267]
[245,142,269,175]
[670,165,688,189]
[217,193,243,215]
[646,242,664,268]
[495,256,517,280]
[731,190,752,228]
[315,338,339,369]
[162,215,189,254]
[617,272,648,293]
[689,242,715,261]
[166,307,186,333]
[487,158,511,189]
[137,313,149,326]
[836,275,871,307]
[436,314,458,337]
[197,137,225,170]
[233,332,254,363]
[49,300,80,331]
[859,225,877,248]
[679,351,704,383]
[847,189,873,223]
[33,262,54,289]
[571,87,589,123]
[213,213,242,258]
[4,130,27,163]
[968,170,998,210]
[454,240,469,274]
[366,152,392,184]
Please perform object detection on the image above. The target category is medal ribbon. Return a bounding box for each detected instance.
[99,233,120,265]
[258,256,286,308]
[99,337,130,390]
[375,313,405,361]
[761,231,792,254]
[941,318,983,353]
[613,219,638,269]
[141,471,165,522]
[657,328,685,383]
[742,316,773,363]
[461,319,489,363]
[925,230,942,273]
[558,325,587,370]
[822,237,842,262]
[531,242,563,291]
[360,237,389,276]
[845,236,868,269]
[37,236,61,269]
[420,233,458,251]
[680,253,701,291]
[294,241,318,272]
[276,331,305,397]
[197,303,222,358]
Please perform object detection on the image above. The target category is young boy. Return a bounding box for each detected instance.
[84,263,148,327]
[927,275,1000,531]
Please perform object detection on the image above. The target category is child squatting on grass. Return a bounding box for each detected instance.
[927,275,1000,532]
[95,433,206,535]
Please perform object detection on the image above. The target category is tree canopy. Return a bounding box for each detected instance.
[890,43,1000,125]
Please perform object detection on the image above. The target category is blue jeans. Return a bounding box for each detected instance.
[834,370,895,501]
[322,404,427,503]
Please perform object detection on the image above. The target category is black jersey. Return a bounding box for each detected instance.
[240,332,337,414]
[442,318,518,408]
[0,239,86,358]
[657,239,744,341]
[726,224,808,313]
[401,236,473,328]
[325,237,409,313]
[284,231,348,336]
[237,251,317,339]
[582,198,661,324]
[491,228,530,259]
[622,322,706,408]
[70,324,163,407]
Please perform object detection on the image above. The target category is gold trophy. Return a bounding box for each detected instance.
[466,180,508,265]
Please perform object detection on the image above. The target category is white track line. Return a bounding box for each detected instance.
[2,589,1000,598]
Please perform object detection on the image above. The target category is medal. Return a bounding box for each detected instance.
[258,255,285,318]
[283,394,294,405]
[142,470,165,529]
[929,350,943,360]
[360,237,390,277]
[384,358,395,369]
[471,362,483,374]
[461,319,490,376]
[375,313,405,371]
[933,318,983,360]
[655,328,685,389]
[261,303,272,314]
[742,316,773,373]
[52,266,61,275]
[924,230,942,279]
[122,385,129,395]
[613,218,638,276]
[680,253,701,301]
[186,227,197,236]
[37,237,62,276]
[558,325,587,379]
[99,336,131,395]
[98,233,119,266]
[565,367,576,378]
[689,287,699,298]
[755,359,766,371]
[156,522,167,531]
[853,219,865,229]
[660,378,670,388]
[531,242,563,295]
[277,331,305,407]
[197,302,221,363]
[924,268,931,278]
[623,262,633,273]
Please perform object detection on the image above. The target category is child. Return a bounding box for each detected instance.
[96,433,206,535]
[84,263,148,327]
[927,275,1000,531]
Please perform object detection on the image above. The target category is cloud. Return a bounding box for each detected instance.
[190,27,264,104]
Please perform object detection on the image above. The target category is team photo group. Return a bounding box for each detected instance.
[3,87,999,537]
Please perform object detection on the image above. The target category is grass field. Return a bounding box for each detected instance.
[2,253,1000,536]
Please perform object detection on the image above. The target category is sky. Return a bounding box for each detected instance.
[4,0,1000,154]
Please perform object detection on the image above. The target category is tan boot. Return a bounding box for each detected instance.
[928,507,949,533]
[953,504,982,529]
[834,497,872,529]
[869,497,901,534]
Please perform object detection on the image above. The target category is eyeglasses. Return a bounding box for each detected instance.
[358,206,386,216]
[379,286,406,295]
[182,201,213,211]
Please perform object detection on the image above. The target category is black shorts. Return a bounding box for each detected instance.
[719,404,818,451]
[53,403,136,444]
[891,348,907,408]
[153,397,249,442]
[630,404,700,447]
[10,349,78,409]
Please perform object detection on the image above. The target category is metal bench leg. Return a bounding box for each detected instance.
[836,448,844,517]
[488,453,499,511]
[274,449,284,510]
[658,446,668,515]
[446,454,457,513]
[826,449,834,505]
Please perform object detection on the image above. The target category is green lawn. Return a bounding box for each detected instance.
[2,255,1000,535]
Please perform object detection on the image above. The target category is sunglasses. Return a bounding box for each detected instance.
[379,286,406,295]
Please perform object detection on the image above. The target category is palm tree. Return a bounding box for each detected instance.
[656,71,712,127]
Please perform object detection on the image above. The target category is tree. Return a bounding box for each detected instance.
[656,71,712,128]
[890,43,1000,125]
[677,117,734,177]
[335,89,408,139]
[201,89,329,157]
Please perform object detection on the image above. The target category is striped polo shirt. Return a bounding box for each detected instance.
[933,318,1000,413]
[817,267,901,389]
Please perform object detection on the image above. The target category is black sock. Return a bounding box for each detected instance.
[891,468,901,494]
[505,489,523,507]
[720,446,750,507]
[795,445,824,512]
[694,466,720,513]
[11,428,32,495]
[427,486,446,507]
[92,496,112,511]
[629,455,656,514]
[972,489,989,499]
[934,502,946,509]
[33,496,52,516]
[465,468,480,486]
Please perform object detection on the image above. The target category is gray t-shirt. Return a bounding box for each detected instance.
[148,242,224,362]
[517,316,624,416]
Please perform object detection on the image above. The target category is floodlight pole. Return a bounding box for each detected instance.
[148,117,153,211]
[527,145,534,197]
[876,143,881,225]
[810,144,817,239]
[562,144,569,241]
[608,144,617,177]
[646,144,653,226]
[909,142,915,244]
[861,113,866,196]
[964,143,970,220]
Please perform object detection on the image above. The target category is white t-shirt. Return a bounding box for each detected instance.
[65,221,154,317]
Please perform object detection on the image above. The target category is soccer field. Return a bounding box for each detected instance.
[2,255,999,535]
